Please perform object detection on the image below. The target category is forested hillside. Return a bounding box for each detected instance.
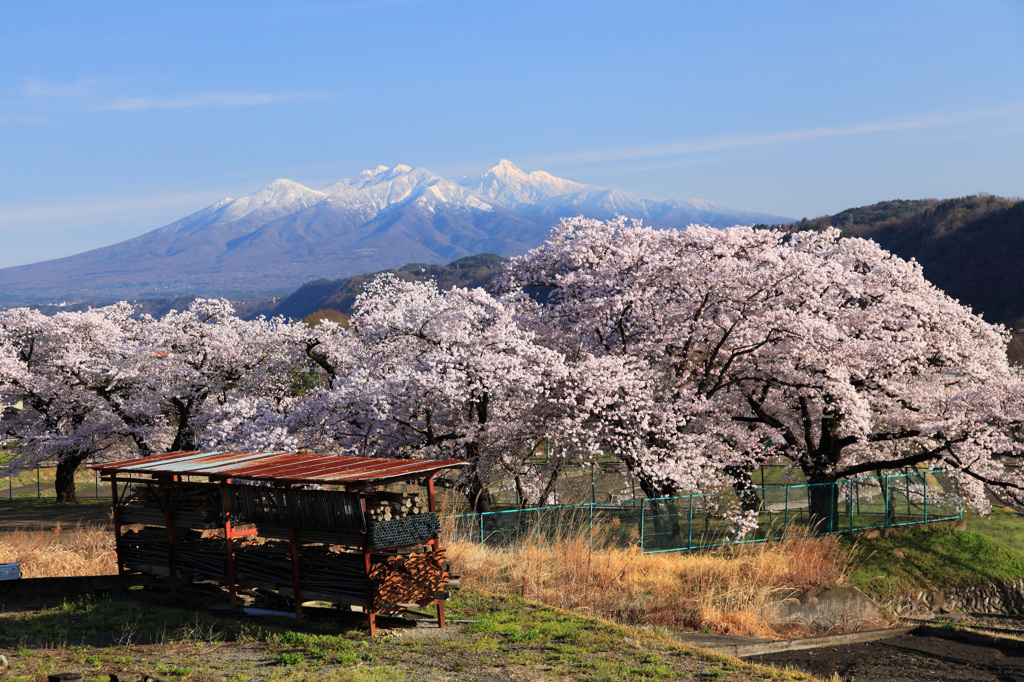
[271,253,508,320]
[762,194,1024,328]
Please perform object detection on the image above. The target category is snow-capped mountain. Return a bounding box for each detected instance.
[0,160,791,304]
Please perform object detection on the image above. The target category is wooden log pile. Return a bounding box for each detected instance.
[368,549,452,608]
[365,491,426,522]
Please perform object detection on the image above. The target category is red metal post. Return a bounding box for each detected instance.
[110,474,126,590]
[426,475,445,629]
[360,493,377,635]
[220,481,237,609]
[364,545,376,636]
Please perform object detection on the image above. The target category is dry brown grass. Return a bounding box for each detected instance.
[2,511,854,638]
[445,523,853,637]
[0,522,116,577]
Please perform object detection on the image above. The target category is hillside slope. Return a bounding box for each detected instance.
[770,195,1024,327]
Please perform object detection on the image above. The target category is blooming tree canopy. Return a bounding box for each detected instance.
[291,275,570,510]
[501,217,1024,516]
[0,305,143,501]
[0,300,306,500]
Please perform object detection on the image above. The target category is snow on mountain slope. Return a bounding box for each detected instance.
[0,161,792,304]
[464,158,596,207]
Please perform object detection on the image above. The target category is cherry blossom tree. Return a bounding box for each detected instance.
[0,300,308,500]
[146,299,306,452]
[501,217,1024,526]
[0,307,138,501]
[291,275,571,511]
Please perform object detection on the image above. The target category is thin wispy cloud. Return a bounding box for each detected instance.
[19,76,106,99]
[0,191,223,231]
[99,90,326,111]
[533,104,1024,168]
[10,77,327,113]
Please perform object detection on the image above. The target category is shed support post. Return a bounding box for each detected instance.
[111,474,126,590]
[221,481,238,609]
[161,479,179,592]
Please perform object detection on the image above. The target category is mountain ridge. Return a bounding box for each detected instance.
[763,194,1024,327]
[0,160,792,304]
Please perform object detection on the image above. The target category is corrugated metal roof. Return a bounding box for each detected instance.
[93,451,468,486]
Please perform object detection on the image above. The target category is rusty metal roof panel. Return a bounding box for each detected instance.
[100,450,214,471]
[93,451,468,485]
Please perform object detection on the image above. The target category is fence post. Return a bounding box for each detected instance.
[640,500,645,552]
[591,466,596,505]
[905,471,910,517]
[923,476,928,523]
[479,512,484,543]
[884,475,890,529]
[849,481,854,533]
[37,465,40,499]
[589,502,594,536]
[687,495,693,549]
[783,486,789,538]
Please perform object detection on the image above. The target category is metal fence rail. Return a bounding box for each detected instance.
[444,470,963,554]
[2,464,105,500]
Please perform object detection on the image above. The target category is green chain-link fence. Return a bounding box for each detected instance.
[445,469,963,554]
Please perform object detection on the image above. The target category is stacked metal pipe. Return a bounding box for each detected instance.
[120,484,224,529]
[366,513,440,548]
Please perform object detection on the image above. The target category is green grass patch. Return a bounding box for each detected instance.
[964,509,1024,555]
[1,588,817,681]
[847,525,1024,599]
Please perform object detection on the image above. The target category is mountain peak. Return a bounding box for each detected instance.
[487,159,525,177]
[465,160,596,208]
[217,178,326,223]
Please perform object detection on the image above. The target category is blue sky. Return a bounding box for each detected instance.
[1,1,1022,268]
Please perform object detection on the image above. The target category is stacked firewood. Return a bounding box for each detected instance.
[364,491,426,522]
[368,548,459,608]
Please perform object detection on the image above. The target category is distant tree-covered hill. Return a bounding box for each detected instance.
[760,194,1024,328]
[271,253,508,320]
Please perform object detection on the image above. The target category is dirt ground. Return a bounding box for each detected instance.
[749,627,1024,682]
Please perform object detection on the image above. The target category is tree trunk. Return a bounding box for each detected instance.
[877,471,897,525]
[169,397,197,452]
[805,474,839,534]
[55,453,89,503]
[464,471,492,514]
[635,477,683,547]
[724,464,762,513]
